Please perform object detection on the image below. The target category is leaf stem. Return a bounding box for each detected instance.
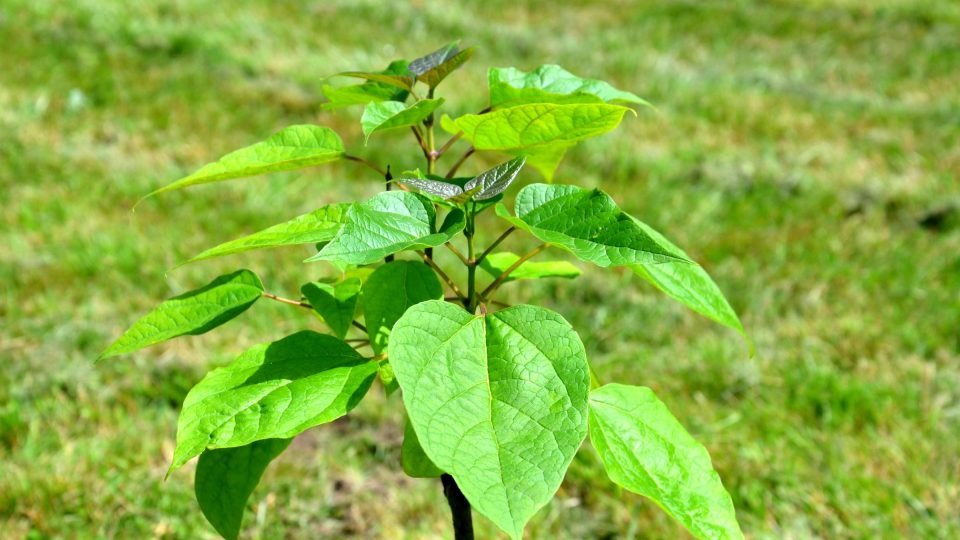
[477,227,515,264]
[446,147,475,179]
[352,321,368,333]
[262,292,312,310]
[480,243,549,298]
[444,242,468,264]
[343,154,387,176]
[417,251,467,301]
[436,132,463,156]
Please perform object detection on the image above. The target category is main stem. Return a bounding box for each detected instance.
[465,211,477,312]
[441,474,474,540]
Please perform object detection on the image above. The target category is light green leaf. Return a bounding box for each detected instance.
[441,102,630,152]
[410,43,474,88]
[195,438,291,540]
[184,204,350,264]
[510,142,571,182]
[496,184,690,267]
[478,251,581,283]
[361,99,444,143]
[145,125,344,198]
[171,331,377,470]
[99,270,263,360]
[589,384,744,540]
[301,278,361,339]
[338,70,415,91]
[390,301,590,539]
[378,362,400,397]
[361,260,443,354]
[401,418,443,478]
[306,191,465,266]
[323,60,411,108]
[489,64,650,108]
[629,218,750,350]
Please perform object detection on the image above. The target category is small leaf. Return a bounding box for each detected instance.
[323,60,411,108]
[361,260,443,354]
[145,125,344,198]
[390,300,590,539]
[410,43,474,88]
[442,102,630,152]
[489,64,650,108]
[195,438,292,540]
[496,184,690,267]
[306,191,465,266]
[171,331,377,470]
[398,175,464,200]
[184,204,350,264]
[401,418,443,478]
[301,278,361,339]
[478,252,581,283]
[463,157,526,200]
[589,384,744,540]
[338,70,415,91]
[378,362,400,397]
[99,270,263,360]
[361,99,444,143]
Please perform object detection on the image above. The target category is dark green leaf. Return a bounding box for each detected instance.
[401,418,443,478]
[589,384,743,540]
[488,64,650,108]
[398,175,464,200]
[409,42,460,76]
[390,301,590,539]
[144,125,344,198]
[463,157,526,200]
[410,43,474,88]
[323,60,411,108]
[171,331,377,470]
[99,270,263,360]
[361,99,444,143]
[361,260,442,354]
[338,70,415,91]
[478,252,581,283]
[301,278,361,339]
[195,438,291,540]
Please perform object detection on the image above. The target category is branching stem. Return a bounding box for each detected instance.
[262,292,311,309]
[343,154,387,177]
[480,243,549,299]
[446,147,475,179]
[477,227,515,263]
[418,251,467,301]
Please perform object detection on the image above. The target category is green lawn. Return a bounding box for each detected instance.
[2,0,958,538]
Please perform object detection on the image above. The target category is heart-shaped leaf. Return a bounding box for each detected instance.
[390,300,590,539]
[144,125,344,198]
[171,331,377,470]
[301,278,362,339]
[489,64,650,108]
[99,270,263,360]
[589,384,744,540]
[361,260,442,354]
[306,191,465,265]
[361,99,444,143]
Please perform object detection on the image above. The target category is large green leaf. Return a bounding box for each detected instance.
[171,331,377,470]
[99,270,263,360]
[441,102,630,152]
[390,301,590,539]
[409,43,474,88]
[145,125,344,198]
[401,418,443,478]
[306,191,465,266]
[589,384,744,540]
[478,251,581,283]
[496,184,690,267]
[301,278,361,339]
[629,218,750,349]
[511,142,572,182]
[323,60,411,109]
[361,99,444,143]
[488,64,650,108]
[184,204,349,264]
[195,438,292,540]
[361,261,442,354]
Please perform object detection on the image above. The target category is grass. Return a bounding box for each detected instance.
[2,0,958,538]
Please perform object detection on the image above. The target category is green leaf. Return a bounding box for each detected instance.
[338,70,415,91]
[478,252,581,283]
[511,142,571,182]
[301,278,361,339]
[144,125,344,198]
[589,384,744,540]
[361,260,443,354]
[489,64,650,108]
[410,43,474,88]
[441,102,630,152]
[629,218,751,350]
[306,191,465,266]
[399,157,525,201]
[361,99,444,143]
[195,438,292,540]
[171,331,377,470]
[390,301,590,539]
[401,418,443,478]
[323,60,411,108]
[398,175,464,200]
[378,362,400,397]
[184,204,349,264]
[99,270,263,360]
[496,184,690,267]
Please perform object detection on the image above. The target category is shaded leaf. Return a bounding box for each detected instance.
[306,191,465,266]
[409,42,460,76]
[171,331,376,470]
[589,384,743,540]
[301,278,361,339]
[322,60,411,108]
[463,156,526,200]
[361,99,444,143]
[398,175,464,200]
[99,270,263,360]
[410,43,474,88]
[195,438,291,540]
[338,70,414,91]
[361,260,442,354]
[401,418,443,478]
[390,301,590,539]
[478,252,581,283]
[489,64,650,108]
[145,125,344,198]
[184,204,349,264]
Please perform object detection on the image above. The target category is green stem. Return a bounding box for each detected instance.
[480,243,549,299]
[465,209,478,312]
[477,227,515,264]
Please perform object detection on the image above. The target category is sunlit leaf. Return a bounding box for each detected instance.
[478,251,581,283]
[489,64,650,108]
[361,99,444,143]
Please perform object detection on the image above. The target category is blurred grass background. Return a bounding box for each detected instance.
[2,0,959,538]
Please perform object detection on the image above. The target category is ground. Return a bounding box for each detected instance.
[1,0,959,538]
